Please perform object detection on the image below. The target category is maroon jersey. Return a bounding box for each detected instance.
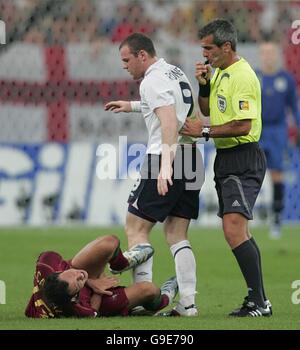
[25,251,97,318]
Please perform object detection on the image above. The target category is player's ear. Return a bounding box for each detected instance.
[139,50,147,61]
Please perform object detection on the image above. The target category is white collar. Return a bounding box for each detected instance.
[144,58,165,77]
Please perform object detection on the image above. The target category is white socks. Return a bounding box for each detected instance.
[170,240,197,307]
[131,239,197,309]
[132,256,153,283]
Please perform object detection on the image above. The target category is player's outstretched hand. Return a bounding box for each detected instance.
[87,275,119,296]
[104,101,131,113]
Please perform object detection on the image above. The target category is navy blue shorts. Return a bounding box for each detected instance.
[260,127,287,171]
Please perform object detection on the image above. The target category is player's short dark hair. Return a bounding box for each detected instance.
[42,272,74,315]
[119,33,156,57]
[198,19,237,51]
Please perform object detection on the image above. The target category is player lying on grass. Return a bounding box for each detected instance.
[25,235,177,318]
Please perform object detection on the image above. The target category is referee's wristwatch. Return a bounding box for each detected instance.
[201,126,211,141]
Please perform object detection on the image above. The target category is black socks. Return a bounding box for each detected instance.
[232,240,265,307]
[250,237,267,301]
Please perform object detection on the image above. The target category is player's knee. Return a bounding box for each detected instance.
[99,235,120,251]
[164,216,176,233]
[140,282,159,299]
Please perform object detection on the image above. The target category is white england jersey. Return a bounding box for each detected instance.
[139,58,198,155]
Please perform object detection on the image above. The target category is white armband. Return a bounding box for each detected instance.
[130,101,142,113]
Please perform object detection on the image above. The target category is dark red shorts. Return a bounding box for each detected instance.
[98,287,129,316]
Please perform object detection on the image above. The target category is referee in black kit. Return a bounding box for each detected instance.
[181,18,272,317]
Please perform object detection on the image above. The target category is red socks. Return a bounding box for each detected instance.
[109,248,129,271]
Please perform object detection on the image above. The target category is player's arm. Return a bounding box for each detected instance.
[286,75,300,128]
[86,274,119,296]
[90,293,102,311]
[104,100,141,113]
[195,61,211,116]
[155,105,178,196]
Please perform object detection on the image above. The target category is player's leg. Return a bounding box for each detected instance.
[122,211,156,282]
[71,235,129,278]
[124,153,184,283]
[125,278,178,313]
[98,279,178,317]
[158,145,202,316]
[123,154,161,283]
[163,216,198,316]
[269,170,284,238]
[125,282,161,311]
[263,138,285,238]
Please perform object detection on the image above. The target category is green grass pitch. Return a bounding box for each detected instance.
[0,226,300,330]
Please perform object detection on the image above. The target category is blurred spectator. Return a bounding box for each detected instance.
[0,0,297,47]
[143,0,179,30]
[110,1,155,42]
[23,27,45,44]
[256,39,300,239]
[157,5,194,43]
[0,0,23,31]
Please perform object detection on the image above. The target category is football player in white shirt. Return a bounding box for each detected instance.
[105,33,204,316]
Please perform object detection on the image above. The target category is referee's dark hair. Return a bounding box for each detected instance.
[199,19,237,52]
[119,33,156,57]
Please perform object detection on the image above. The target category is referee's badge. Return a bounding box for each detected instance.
[239,100,249,110]
[217,95,227,112]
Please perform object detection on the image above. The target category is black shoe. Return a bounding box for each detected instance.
[229,299,272,317]
[264,299,273,315]
[231,296,273,316]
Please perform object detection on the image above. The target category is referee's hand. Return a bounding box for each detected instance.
[195,61,212,85]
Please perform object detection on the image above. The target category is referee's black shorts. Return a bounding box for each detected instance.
[214,142,266,220]
[128,144,204,223]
